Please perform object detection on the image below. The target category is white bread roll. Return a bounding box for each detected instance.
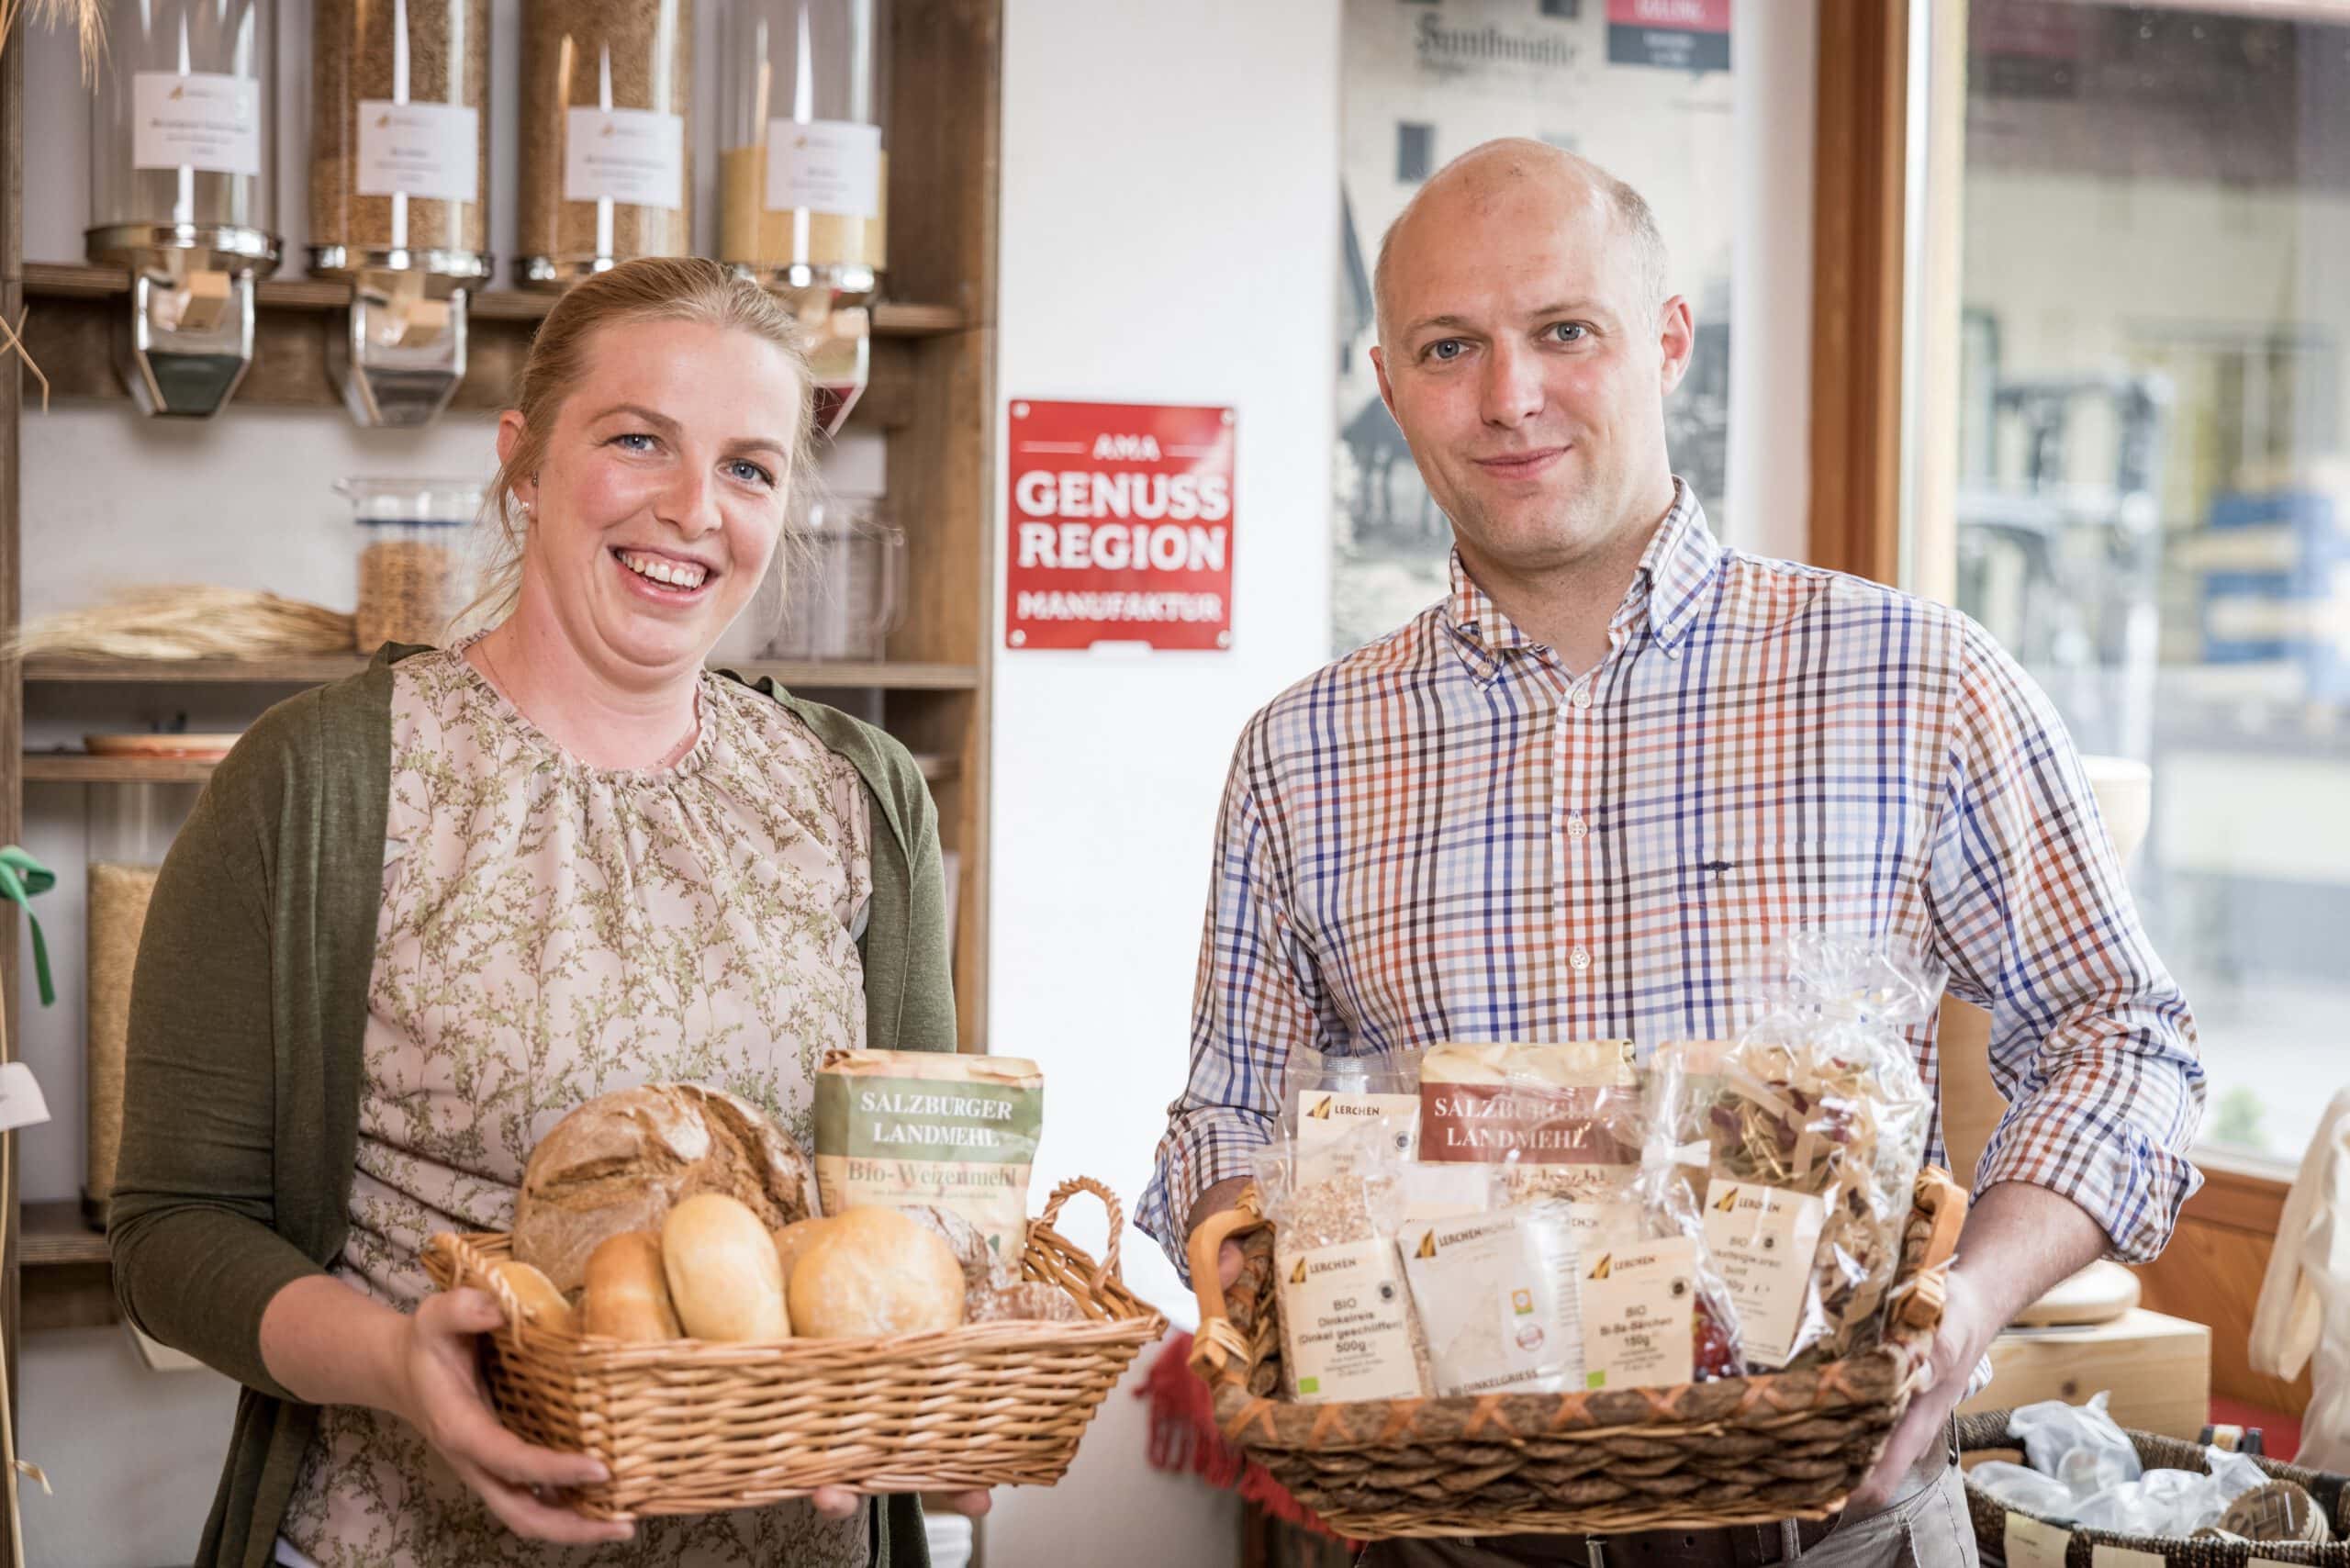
[773,1216,834,1284]
[512,1083,815,1294]
[489,1259,577,1336]
[583,1231,683,1342]
[788,1206,966,1338]
[662,1193,790,1342]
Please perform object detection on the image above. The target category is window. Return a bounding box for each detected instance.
[1539,0,1580,17]
[1395,121,1434,184]
[1908,0,2350,1167]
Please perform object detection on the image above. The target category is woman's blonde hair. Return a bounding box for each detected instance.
[469,256,820,625]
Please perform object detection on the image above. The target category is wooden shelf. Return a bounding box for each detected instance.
[21,753,221,783]
[23,747,958,783]
[21,1202,117,1333]
[21,1201,106,1269]
[22,262,970,336]
[23,655,981,690]
[18,263,957,424]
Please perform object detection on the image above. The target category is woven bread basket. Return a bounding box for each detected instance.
[424,1175,1167,1519]
[1184,1167,1969,1540]
[1958,1411,2350,1568]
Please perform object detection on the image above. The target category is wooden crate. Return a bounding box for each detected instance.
[1958,1308,2212,1441]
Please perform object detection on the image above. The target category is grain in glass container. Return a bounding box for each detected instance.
[84,783,201,1226]
[309,0,492,276]
[515,0,693,288]
[715,0,886,300]
[338,477,482,649]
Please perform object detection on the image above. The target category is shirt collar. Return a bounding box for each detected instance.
[1440,479,1723,680]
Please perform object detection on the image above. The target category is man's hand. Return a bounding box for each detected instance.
[1843,1181,2109,1516]
[1841,1269,1997,1516]
[1188,1176,1254,1292]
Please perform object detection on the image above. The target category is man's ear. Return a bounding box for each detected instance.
[1372,344,1396,420]
[1658,296,1696,397]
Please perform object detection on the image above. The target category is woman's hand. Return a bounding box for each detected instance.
[390,1289,636,1545]
[811,1486,992,1522]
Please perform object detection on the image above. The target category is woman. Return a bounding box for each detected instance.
[108,257,980,1566]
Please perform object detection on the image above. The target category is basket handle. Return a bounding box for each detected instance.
[1183,1185,1266,1380]
[1039,1175,1125,1292]
[424,1232,537,1356]
[1894,1168,1971,1331]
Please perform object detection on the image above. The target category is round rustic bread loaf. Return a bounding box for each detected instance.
[512,1083,814,1294]
[788,1206,966,1338]
[901,1204,1004,1296]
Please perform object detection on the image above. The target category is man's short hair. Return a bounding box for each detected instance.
[1373,149,1671,344]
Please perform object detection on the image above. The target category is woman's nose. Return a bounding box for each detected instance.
[663,467,724,538]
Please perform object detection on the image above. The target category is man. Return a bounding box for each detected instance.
[1136,140,2204,1568]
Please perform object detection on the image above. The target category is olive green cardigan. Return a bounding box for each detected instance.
[107,644,952,1568]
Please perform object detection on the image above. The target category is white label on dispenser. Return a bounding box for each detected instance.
[764,118,881,217]
[357,101,480,202]
[132,72,263,176]
[564,107,685,209]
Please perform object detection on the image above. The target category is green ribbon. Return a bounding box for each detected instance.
[0,847,56,1007]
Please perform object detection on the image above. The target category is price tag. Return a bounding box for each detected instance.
[563,107,685,209]
[0,1061,53,1133]
[2091,1548,2165,1568]
[764,118,881,217]
[132,71,263,176]
[357,100,480,202]
[2005,1513,2071,1568]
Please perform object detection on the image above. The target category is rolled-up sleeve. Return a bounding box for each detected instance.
[1137,730,1323,1280]
[1930,622,2205,1262]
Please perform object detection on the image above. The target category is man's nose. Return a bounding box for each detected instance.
[1480,340,1544,428]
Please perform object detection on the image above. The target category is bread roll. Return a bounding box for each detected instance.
[512,1083,815,1294]
[663,1193,790,1342]
[489,1259,577,1336]
[583,1231,683,1342]
[773,1216,834,1284]
[788,1206,966,1338]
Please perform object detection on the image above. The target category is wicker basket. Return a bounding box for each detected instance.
[424,1175,1167,1519]
[1183,1168,1969,1540]
[1958,1411,2350,1568]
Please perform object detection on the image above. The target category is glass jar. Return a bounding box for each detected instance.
[339,477,482,649]
[515,0,694,288]
[715,0,886,300]
[309,0,492,278]
[87,0,280,415]
[84,783,200,1225]
[773,499,902,660]
[88,0,277,260]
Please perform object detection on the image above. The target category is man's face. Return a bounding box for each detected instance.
[1372,182,1692,578]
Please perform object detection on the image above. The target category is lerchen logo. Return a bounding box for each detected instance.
[1713,1185,1740,1214]
[1588,1253,1613,1281]
[1290,1258,1308,1286]
[1306,1095,1333,1122]
[1416,1230,1438,1260]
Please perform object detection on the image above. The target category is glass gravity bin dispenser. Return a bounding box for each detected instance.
[309,0,494,425]
[87,0,280,417]
[716,0,885,431]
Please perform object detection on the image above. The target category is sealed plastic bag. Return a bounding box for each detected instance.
[1969,1461,2086,1520]
[2009,1392,2142,1497]
[1696,935,1941,1367]
[1393,1199,1586,1396]
[1419,1040,1642,1207]
[1253,1132,1431,1405]
[1282,1043,1424,1172]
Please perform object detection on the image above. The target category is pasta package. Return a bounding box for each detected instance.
[1695,935,1941,1369]
[813,1049,1044,1260]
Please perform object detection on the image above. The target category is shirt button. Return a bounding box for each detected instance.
[1571,685,1594,711]
[1567,812,1588,841]
[1569,946,1593,971]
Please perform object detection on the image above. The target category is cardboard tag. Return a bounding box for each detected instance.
[2090,1548,2165,1568]
[1702,1177,1828,1367]
[2006,1513,2072,1568]
[0,1062,52,1133]
[1578,1235,1697,1389]
[1275,1238,1423,1403]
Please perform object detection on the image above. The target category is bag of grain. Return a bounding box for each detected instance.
[813,1049,1044,1260]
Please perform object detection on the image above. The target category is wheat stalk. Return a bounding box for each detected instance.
[6,586,357,661]
[1,0,104,81]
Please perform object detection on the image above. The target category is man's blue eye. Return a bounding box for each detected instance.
[1429,340,1463,362]
[1552,323,1587,342]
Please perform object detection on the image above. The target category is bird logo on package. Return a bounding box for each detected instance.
[1290,1258,1307,1285]
[1416,1231,1438,1260]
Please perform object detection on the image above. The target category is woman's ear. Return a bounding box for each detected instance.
[496,411,534,511]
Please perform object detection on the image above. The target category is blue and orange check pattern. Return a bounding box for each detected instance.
[1139,484,2203,1279]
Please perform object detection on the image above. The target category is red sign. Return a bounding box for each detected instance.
[1005,399,1235,652]
[1606,0,1730,72]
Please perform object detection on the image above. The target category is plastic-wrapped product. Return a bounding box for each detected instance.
[1253,1134,1429,1405]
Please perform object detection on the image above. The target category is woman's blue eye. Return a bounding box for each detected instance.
[612,431,657,452]
[727,459,776,487]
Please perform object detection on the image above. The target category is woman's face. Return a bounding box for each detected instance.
[499,318,803,680]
